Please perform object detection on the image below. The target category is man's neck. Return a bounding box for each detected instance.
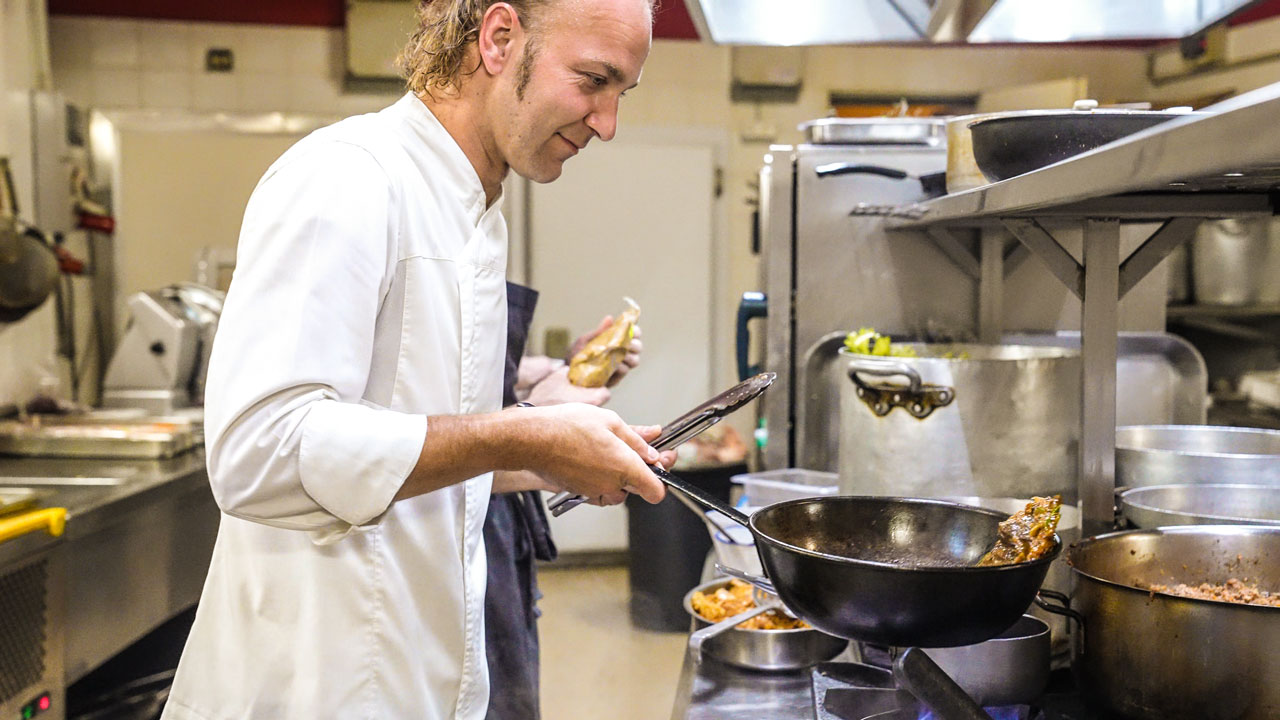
[416,91,507,206]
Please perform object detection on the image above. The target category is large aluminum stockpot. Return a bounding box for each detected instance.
[1039,526,1279,720]
[1116,425,1280,488]
[838,344,1080,500]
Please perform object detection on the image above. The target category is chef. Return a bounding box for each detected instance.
[161,0,662,718]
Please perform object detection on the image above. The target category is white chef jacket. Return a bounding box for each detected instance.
[163,93,508,720]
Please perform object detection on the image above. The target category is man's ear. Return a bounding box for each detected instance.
[477,2,522,75]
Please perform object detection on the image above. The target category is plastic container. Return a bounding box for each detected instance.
[732,468,840,507]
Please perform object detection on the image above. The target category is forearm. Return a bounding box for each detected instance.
[491,470,558,494]
[397,410,539,500]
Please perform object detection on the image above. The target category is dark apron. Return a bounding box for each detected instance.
[484,281,557,720]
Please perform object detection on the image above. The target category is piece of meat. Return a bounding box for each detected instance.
[978,495,1062,567]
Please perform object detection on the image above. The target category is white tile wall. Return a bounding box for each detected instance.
[48,16,402,115]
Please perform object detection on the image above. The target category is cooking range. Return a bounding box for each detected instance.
[810,658,1096,720]
[678,646,1110,720]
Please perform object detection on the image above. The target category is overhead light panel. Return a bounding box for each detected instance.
[685,0,1263,46]
[687,0,928,46]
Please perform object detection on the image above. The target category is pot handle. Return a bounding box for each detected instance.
[714,563,778,597]
[846,356,923,393]
[1034,589,1086,655]
[688,601,780,663]
[846,357,955,419]
[815,163,909,180]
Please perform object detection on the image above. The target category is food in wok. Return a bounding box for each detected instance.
[979,495,1062,567]
[689,579,809,630]
[567,297,640,387]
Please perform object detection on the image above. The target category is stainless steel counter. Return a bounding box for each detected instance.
[670,647,816,720]
[0,450,217,683]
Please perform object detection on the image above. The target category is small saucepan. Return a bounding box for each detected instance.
[653,467,1060,648]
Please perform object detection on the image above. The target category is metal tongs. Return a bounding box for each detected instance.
[545,371,776,517]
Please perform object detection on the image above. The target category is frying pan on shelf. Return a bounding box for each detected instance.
[0,157,58,322]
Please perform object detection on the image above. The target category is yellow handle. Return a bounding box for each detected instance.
[0,508,67,544]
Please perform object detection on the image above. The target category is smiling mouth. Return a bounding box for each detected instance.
[557,133,581,153]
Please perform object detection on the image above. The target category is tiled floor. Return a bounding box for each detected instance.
[538,565,689,720]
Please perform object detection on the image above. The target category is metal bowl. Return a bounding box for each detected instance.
[683,578,847,671]
[920,614,1051,706]
[1117,425,1280,488]
[1120,483,1280,528]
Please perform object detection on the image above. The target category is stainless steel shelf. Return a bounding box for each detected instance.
[885,83,1280,231]
[876,81,1280,535]
[1168,303,1280,319]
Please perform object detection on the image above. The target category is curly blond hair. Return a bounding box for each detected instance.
[397,0,657,97]
[397,0,551,97]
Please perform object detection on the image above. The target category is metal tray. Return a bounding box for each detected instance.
[799,118,946,146]
[798,331,1208,471]
[0,488,42,515]
[0,420,196,459]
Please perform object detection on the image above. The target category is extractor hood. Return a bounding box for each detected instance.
[684,0,1266,46]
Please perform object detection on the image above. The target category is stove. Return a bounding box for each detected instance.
[811,661,1103,720]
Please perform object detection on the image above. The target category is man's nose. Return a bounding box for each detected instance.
[585,95,620,142]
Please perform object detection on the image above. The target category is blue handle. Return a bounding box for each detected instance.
[736,292,768,381]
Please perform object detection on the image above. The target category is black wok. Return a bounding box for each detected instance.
[655,467,1060,648]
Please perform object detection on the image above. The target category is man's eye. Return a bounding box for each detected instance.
[584,74,606,87]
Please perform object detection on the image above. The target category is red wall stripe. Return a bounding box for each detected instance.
[47,0,703,38]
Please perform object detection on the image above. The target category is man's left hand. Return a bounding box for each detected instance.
[570,315,643,388]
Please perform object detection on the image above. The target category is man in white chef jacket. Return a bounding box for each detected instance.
[162,1,663,718]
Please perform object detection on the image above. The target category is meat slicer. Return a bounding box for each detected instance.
[102,283,224,413]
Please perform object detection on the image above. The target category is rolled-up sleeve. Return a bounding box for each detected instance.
[202,139,425,540]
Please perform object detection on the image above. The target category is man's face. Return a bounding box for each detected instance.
[491,0,651,183]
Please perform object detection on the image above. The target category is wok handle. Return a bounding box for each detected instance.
[893,647,994,720]
[651,465,752,528]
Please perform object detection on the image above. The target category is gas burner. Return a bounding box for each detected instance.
[811,663,1046,720]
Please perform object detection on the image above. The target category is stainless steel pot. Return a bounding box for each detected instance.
[1191,217,1280,305]
[838,344,1080,501]
[682,578,847,671]
[1116,425,1280,488]
[1119,483,1280,528]
[920,614,1050,706]
[1038,526,1279,720]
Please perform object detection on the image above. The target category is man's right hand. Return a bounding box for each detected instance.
[515,403,665,506]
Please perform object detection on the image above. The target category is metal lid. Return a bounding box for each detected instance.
[799,118,947,146]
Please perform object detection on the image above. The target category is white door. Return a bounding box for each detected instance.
[524,135,719,553]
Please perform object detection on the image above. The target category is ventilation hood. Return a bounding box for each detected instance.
[684,0,1265,46]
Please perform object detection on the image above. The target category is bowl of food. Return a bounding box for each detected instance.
[683,578,847,671]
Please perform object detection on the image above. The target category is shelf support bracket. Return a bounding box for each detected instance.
[1080,219,1120,538]
[978,230,1004,344]
[1117,217,1200,299]
[1001,218,1083,300]
[925,226,981,280]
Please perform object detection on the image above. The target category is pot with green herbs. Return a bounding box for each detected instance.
[838,329,1081,501]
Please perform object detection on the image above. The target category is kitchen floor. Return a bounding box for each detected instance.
[538,564,688,720]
